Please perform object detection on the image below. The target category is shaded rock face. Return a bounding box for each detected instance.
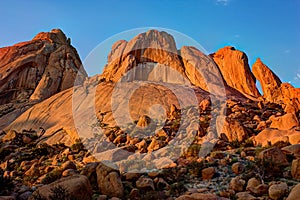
[96,162,124,198]
[180,46,226,92]
[29,175,92,200]
[5,81,210,146]
[0,29,87,105]
[211,46,260,98]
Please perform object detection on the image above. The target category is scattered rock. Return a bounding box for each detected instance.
[29,175,92,200]
[258,147,289,167]
[270,113,299,130]
[230,176,246,192]
[287,183,300,200]
[136,176,155,191]
[291,159,300,180]
[235,192,256,200]
[217,117,249,142]
[202,167,215,180]
[61,160,77,171]
[254,128,300,147]
[96,162,124,198]
[232,162,244,175]
[176,193,228,200]
[268,182,288,200]
[136,115,151,127]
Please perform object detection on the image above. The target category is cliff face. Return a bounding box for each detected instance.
[0,29,87,105]
[210,46,260,98]
[101,30,187,84]
[252,58,300,113]
[1,29,300,200]
[0,29,87,130]
[1,29,299,144]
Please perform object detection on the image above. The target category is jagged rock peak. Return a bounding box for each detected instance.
[101,29,186,83]
[32,28,70,45]
[0,28,87,105]
[252,58,282,100]
[211,46,260,98]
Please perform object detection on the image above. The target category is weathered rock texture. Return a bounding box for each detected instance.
[101,29,187,84]
[0,29,87,105]
[252,58,300,113]
[252,58,281,101]
[211,46,260,98]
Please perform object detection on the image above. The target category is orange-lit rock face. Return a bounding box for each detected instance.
[253,58,300,113]
[101,30,187,84]
[252,58,282,101]
[0,29,87,105]
[211,46,260,98]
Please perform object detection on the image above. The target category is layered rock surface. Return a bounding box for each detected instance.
[252,58,300,113]
[211,46,260,98]
[0,29,87,104]
[0,28,300,200]
[0,29,87,129]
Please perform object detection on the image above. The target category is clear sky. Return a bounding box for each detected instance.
[1,0,300,87]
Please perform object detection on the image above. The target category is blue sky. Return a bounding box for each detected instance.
[0,0,300,87]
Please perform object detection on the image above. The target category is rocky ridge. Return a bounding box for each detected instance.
[0,29,87,130]
[0,29,299,200]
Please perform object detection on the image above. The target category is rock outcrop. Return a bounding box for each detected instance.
[252,58,282,101]
[180,46,225,92]
[101,29,187,84]
[0,29,87,131]
[252,58,300,113]
[1,28,300,200]
[211,46,260,98]
[0,29,87,105]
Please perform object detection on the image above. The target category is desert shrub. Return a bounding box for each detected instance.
[31,185,78,200]
[0,168,13,195]
[41,169,62,184]
[31,190,46,200]
[184,143,201,158]
[186,160,203,177]
[229,140,241,148]
[49,185,70,200]
[70,139,85,153]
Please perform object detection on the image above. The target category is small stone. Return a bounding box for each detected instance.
[22,135,32,144]
[200,99,211,111]
[129,188,140,200]
[155,129,168,137]
[24,163,39,177]
[230,176,246,192]
[236,192,256,200]
[232,162,244,175]
[18,191,32,200]
[61,160,77,171]
[269,182,288,200]
[258,147,289,167]
[201,167,215,180]
[155,177,169,190]
[136,176,155,191]
[248,184,269,196]
[97,195,107,200]
[96,162,124,198]
[246,177,260,190]
[287,183,300,200]
[136,115,151,127]
[62,169,77,177]
[291,159,300,180]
